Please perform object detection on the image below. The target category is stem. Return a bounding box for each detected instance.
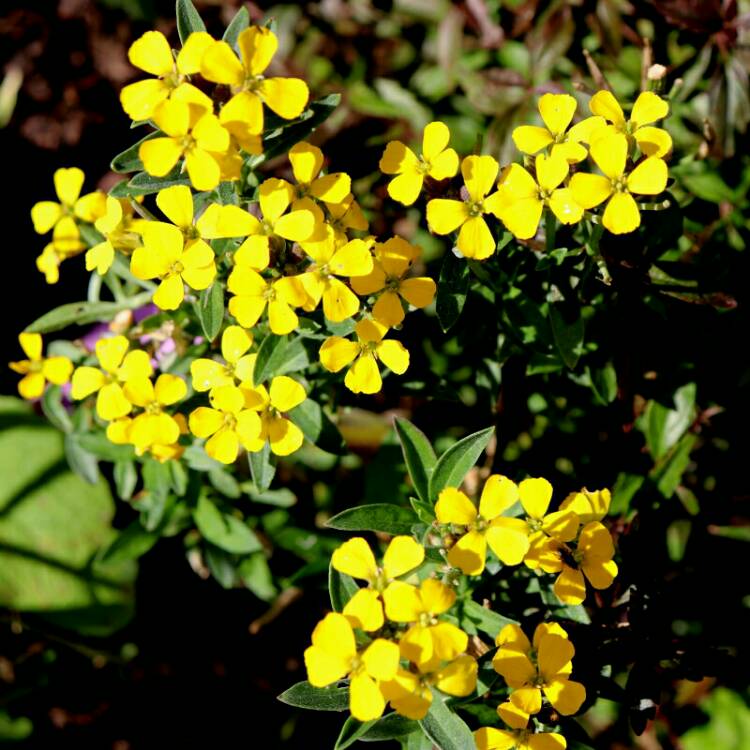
[103,268,126,302]
[87,271,102,302]
[129,197,158,221]
[544,211,557,253]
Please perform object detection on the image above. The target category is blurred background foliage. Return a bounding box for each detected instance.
[1,0,749,747]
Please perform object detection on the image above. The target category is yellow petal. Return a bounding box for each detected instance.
[372,291,405,327]
[579,521,615,559]
[220,90,264,136]
[399,277,435,309]
[422,121,450,160]
[434,654,477,697]
[74,191,106,223]
[634,126,672,158]
[304,645,350,688]
[85,242,114,275]
[627,157,667,195]
[376,339,409,375]
[543,678,586,715]
[387,171,423,206]
[205,428,241,464]
[479,475,519,519]
[590,133,627,180]
[228,294,267,328]
[512,125,554,155]
[31,201,63,235]
[539,93,577,135]
[498,163,537,201]
[550,140,588,164]
[426,198,468,235]
[589,89,625,126]
[71,366,106,399]
[382,535,424,579]
[498,700,530,730]
[185,149,221,192]
[18,373,45,400]
[381,670,432,720]
[379,140,417,175]
[175,31,214,75]
[602,191,640,234]
[192,112,230,153]
[181,240,216,290]
[519,477,553,519]
[462,154,499,201]
[536,153,569,192]
[569,173,612,209]
[582,557,618,589]
[510,686,542,715]
[496,623,531,650]
[435,488,477,525]
[349,672,386,722]
[501,198,543,241]
[537,634,574,679]
[447,529,486,576]
[153,273,185,310]
[140,137,183,177]
[553,565,586,605]
[474,728,516,750]
[311,172,351,204]
[343,589,384,632]
[220,326,253,364]
[41,357,73,385]
[528,732,567,750]
[630,91,669,128]
[428,148,459,180]
[362,638,400,681]
[19,332,42,361]
[289,141,323,184]
[95,335,128,373]
[188,406,224,438]
[269,375,305,412]
[331,537,378,582]
[541,510,580,542]
[258,178,293,223]
[457,216,496,259]
[210,384,245,414]
[355,318,387,344]
[492,648,536,687]
[344,353,382,394]
[233,235,270,271]
[237,25,277,76]
[128,30,173,76]
[384,581,423,622]
[419,579,455,616]
[154,373,186,406]
[486,518,530,565]
[120,78,169,121]
[311,611,356,661]
[329,239,373,277]
[559,488,610,524]
[97,382,132,420]
[200,39,244,86]
[259,77,309,119]
[53,167,85,207]
[235,410,263,449]
[152,98,190,137]
[117,350,154,384]
[156,185,193,229]
[548,188,583,225]
[319,336,359,373]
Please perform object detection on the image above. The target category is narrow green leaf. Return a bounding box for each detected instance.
[549,304,584,370]
[204,545,237,588]
[196,282,224,342]
[194,495,262,554]
[253,334,309,384]
[99,521,159,564]
[126,168,191,195]
[113,460,138,500]
[327,504,419,536]
[41,385,72,433]
[460,599,518,639]
[277,681,350,711]
[436,251,470,333]
[223,5,249,47]
[638,383,697,460]
[651,432,698,497]
[360,713,419,742]
[110,131,160,173]
[288,397,346,455]
[328,560,359,612]
[76,432,136,462]
[238,552,277,601]
[429,426,494,501]
[64,434,99,484]
[336,717,377,749]
[248,443,276,492]
[176,0,206,43]
[419,690,475,750]
[394,418,436,505]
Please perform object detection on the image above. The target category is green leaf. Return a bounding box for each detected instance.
[113,460,138,500]
[682,688,750,750]
[110,131,160,173]
[429,426,494,501]
[549,304,584,370]
[223,5,249,47]
[460,599,518,639]
[336,717,377,749]
[75,432,136,462]
[638,383,696,460]
[25,293,153,334]
[126,168,192,195]
[277,681,350,711]
[64,433,99,484]
[436,251,470,333]
[193,495,262,554]
[395,418,437,505]
[176,0,206,44]
[288,398,346,455]
[196,282,224,342]
[41,385,72,433]
[253,334,309,384]
[238,552,277,601]
[205,545,237,588]
[419,690,476,750]
[327,504,419,536]
[328,559,359,612]
[99,521,159,564]
[208,468,241,499]
[651,432,698,497]
[360,713,419,741]
[248,443,276,492]
[588,363,618,406]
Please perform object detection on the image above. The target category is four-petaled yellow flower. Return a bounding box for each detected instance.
[512,92,605,164]
[436,475,529,575]
[379,121,459,205]
[86,196,147,275]
[497,154,583,240]
[120,30,214,121]
[351,236,436,327]
[426,155,507,259]
[131,221,216,310]
[475,700,567,750]
[201,26,309,153]
[559,487,611,524]
[570,133,668,234]
[9,333,73,400]
[190,326,255,392]
[71,335,153,420]
[288,141,351,205]
[139,99,230,191]
[590,89,672,157]
[304,612,400,722]
[188,384,262,464]
[35,219,87,284]
[319,319,409,395]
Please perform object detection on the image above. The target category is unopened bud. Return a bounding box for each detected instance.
[647,64,667,81]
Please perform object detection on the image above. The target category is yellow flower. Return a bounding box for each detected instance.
[497,154,583,240]
[332,535,424,632]
[131,221,216,310]
[122,374,187,453]
[323,193,369,245]
[589,89,672,157]
[188,384,262,464]
[120,30,214,121]
[31,167,106,236]
[288,141,351,205]
[559,487,611,524]
[527,521,618,605]
[200,26,309,152]
[475,700,567,750]
[296,237,374,322]
[426,155,507,259]
[86,196,147,275]
[351,236,436,327]
[304,612,400,722]
[108,413,188,463]
[319,319,409,395]
[381,654,477,720]
[379,121,459,205]
[139,99,230,191]
[9,333,73,400]
[569,133,668,234]
[35,218,86,284]
[71,335,153,420]
[190,326,255,392]
[230,178,316,272]
[493,623,585,717]
[383,579,467,671]
[512,92,605,163]
[239,376,306,456]
[435,475,529,575]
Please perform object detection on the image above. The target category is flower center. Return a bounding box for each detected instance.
[168,260,184,276]
[611,176,628,193]
[467,200,485,218]
[416,157,431,175]
[385,276,401,291]
[145,401,162,415]
[242,74,264,93]
[222,412,237,430]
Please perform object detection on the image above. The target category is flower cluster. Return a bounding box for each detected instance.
[381,91,672,254]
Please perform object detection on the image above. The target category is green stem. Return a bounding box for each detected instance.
[544,211,557,253]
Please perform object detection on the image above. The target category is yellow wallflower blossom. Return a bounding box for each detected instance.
[200,26,309,152]
[131,221,216,310]
[304,612,400,722]
[590,89,672,157]
[493,623,585,717]
[324,193,369,245]
[120,30,214,121]
[188,384,262,464]
[379,121,459,205]
[108,412,188,463]
[122,373,187,453]
[351,236,436,327]
[559,488,611,524]
[383,579,467,671]
[288,141,351,205]
[475,700,567,750]
[497,154,583,240]
[86,197,147,275]
[139,99,230,191]
[570,133,668,234]
[426,155,507,259]
[435,475,529,575]
[528,521,618,605]
[190,326,254,392]
[9,333,73,400]
[35,218,86,284]
[71,335,153,420]
[512,92,605,163]
[296,237,374,322]
[319,319,409,395]
[239,376,306,456]
[381,654,477,720]
[31,167,106,236]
